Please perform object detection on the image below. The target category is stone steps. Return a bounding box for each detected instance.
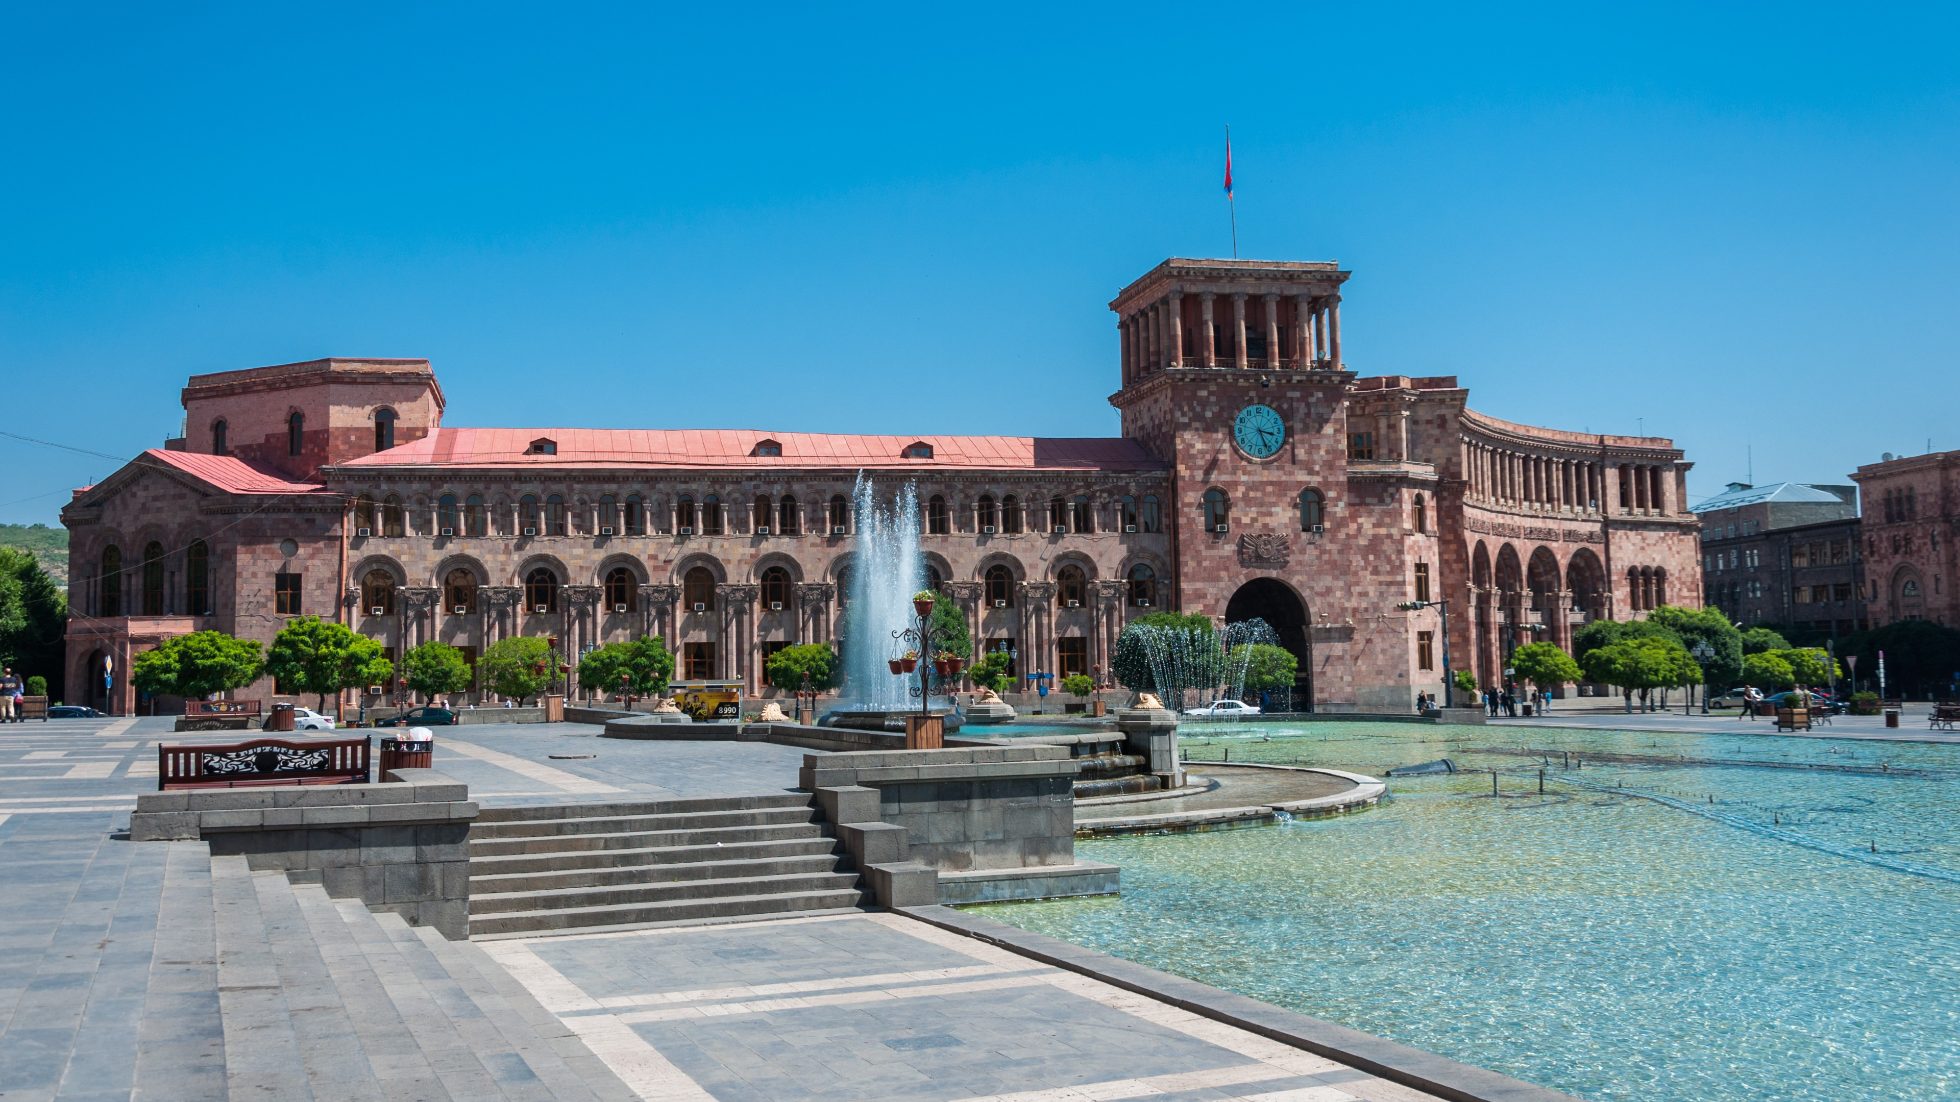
[468,794,867,936]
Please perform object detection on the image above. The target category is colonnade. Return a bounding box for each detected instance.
[1118,290,1342,384]
[1465,443,1679,516]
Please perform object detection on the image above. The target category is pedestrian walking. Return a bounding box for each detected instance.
[1542,688,1553,713]
[1485,688,1498,717]
[0,668,18,723]
[1740,685,1761,720]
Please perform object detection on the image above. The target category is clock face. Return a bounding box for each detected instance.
[1233,404,1286,459]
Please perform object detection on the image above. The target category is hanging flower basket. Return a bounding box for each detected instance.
[887,659,905,676]
[933,659,953,677]
[898,657,918,674]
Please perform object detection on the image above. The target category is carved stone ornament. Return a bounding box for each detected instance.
[1237,533,1290,568]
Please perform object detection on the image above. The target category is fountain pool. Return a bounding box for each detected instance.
[971,721,1960,1102]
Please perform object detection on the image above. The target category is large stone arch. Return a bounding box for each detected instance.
[749,551,805,585]
[429,553,490,589]
[593,553,650,587]
[973,551,1027,582]
[669,552,727,586]
[1567,547,1607,622]
[1893,564,1926,619]
[1493,544,1525,669]
[919,550,956,592]
[1526,546,1563,649]
[1224,577,1314,710]
[512,552,570,587]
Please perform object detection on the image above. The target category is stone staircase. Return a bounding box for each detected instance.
[211,854,637,1100]
[467,794,869,937]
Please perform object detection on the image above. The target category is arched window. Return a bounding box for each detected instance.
[761,566,791,609]
[677,494,697,533]
[924,565,944,592]
[1119,496,1138,532]
[753,494,772,531]
[373,408,397,452]
[100,546,122,616]
[353,495,376,534]
[1654,568,1667,607]
[599,495,618,535]
[1073,495,1094,534]
[381,495,405,538]
[287,412,305,458]
[835,566,854,606]
[701,494,723,535]
[1203,488,1230,532]
[362,569,396,616]
[977,494,998,532]
[464,495,486,537]
[141,541,165,616]
[1056,565,1086,607]
[544,495,567,537]
[525,568,558,613]
[926,495,949,535]
[1127,564,1157,607]
[1627,568,1643,611]
[1049,496,1069,533]
[437,494,459,535]
[828,494,849,533]
[778,495,799,535]
[519,495,541,535]
[985,564,1015,607]
[684,567,716,610]
[1141,495,1161,533]
[624,494,645,536]
[1299,489,1325,531]
[444,569,477,613]
[1413,492,1426,534]
[1001,494,1023,534]
[605,568,636,611]
[211,420,228,456]
[186,540,209,615]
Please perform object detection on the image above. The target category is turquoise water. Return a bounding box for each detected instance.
[970,722,1960,1102]
[972,722,1111,738]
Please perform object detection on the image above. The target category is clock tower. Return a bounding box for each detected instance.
[1107,257,1372,706]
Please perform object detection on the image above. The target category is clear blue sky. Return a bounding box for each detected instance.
[4,2,1956,525]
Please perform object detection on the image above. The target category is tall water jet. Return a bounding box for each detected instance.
[836,473,924,711]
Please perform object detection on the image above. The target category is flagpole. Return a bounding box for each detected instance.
[1225,125,1239,258]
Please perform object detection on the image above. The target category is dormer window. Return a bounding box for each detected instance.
[902,441,933,460]
[526,438,557,456]
[752,439,782,458]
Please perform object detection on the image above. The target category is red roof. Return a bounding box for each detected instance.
[138,450,330,495]
[333,429,1166,472]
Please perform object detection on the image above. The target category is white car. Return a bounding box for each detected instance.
[292,707,338,731]
[1181,699,1262,719]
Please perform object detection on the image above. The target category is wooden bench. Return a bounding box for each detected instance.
[1931,704,1960,732]
[158,736,371,790]
[1774,705,1811,732]
[16,696,48,721]
[177,699,263,733]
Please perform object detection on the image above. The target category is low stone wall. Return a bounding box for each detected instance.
[128,768,477,939]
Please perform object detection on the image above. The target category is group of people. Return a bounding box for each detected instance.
[1482,686,1552,717]
[0,667,23,722]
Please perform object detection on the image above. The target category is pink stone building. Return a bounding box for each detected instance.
[1851,449,1960,628]
[62,257,1702,715]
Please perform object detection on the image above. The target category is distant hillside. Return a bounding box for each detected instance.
[0,523,67,584]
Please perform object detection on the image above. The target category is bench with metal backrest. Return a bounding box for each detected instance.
[158,736,371,790]
[1932,703,1960,732]
[178,699,264,732]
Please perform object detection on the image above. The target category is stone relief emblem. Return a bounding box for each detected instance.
[1236,533,1290,568]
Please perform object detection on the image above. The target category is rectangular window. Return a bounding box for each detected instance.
[1414,562,1431,603]
[683,642,716,681]
[1834,584,1852,603]
[275,572,302,615]
[1347,432,1376,461]
[1057,638,1089,679]
[1417,630,1434,671]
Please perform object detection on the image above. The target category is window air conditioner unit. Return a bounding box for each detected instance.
[981,525,996,534]
[1052,525,1067,534]
[832,525,847,535]
[1065,599,1080,608]
[370,606,386,616]
[1312,524,1325,534]
[679,526,694,536]
[1124,524,1137,533]
[355,527,371,537]
[692,602,707,612]
[439,527,454,536]
[1137,599,1152,607]
[1214,524,1230,533]
[770,601,784,611]
[614,603,628,613]
[522,527,536,536]
[994,599,1008,608]
[453,605,467,614]
[755,526,769,536]
[600,526,614,536]
[534,603,549,613]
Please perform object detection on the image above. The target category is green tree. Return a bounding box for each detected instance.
[1582,636,1700,710]
[1740,626,1791,655]
[1061,673,1094,698]
[478,636,556,703]
[1113,612,1219,693]
[1741,651,1796,691]
[131,631,265,702]
[1572,616,1673,665]
[265,616,393,712]
[401,641,473,702]
[1232,643,1298,693]
[1773,647,1839,687]
[1648,604,1744,692]
[764,643,838,694]
[1509,641,1581,697]
[1837,620,1960,697]
[925,589,971,661]
[25,675,47,697]
[576,637,675,701]
[1453,669,1478,698]
[0,547,67,700]
[968,650,1013,693]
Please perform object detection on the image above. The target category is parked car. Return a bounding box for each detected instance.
[391,706,457,727]
[1764,690,1844,714]
[292,707,337,731]
[1181,699,1261,719]
[46,705,105,718]
[1708,687,1752,708]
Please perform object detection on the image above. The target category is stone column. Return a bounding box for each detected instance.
[1200,293,1217,368]
[1327,295,1342,366]
[1168,293,1184,367]
[1147,300,1162,370]
[1232,293,1248,369]
[1294,294,1312,367]
[1264,293,1281,368]
[1396,409,1411,460]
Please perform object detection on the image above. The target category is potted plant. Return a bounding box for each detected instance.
[899,649,919,674]
[912,589,936,618]
[888,658,905,676]
[933,650,965,677]
[1061,673,1095,714]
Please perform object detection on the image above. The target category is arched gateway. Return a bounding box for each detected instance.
[1225,578,1313,710]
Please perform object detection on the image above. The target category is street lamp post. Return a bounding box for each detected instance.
[1395,599,1452,709]
[1690,640,1715,715]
